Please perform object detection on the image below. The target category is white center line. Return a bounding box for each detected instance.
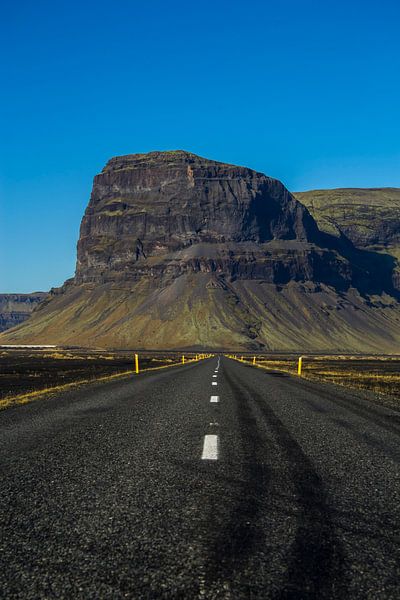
[213,374,217,378]
[212,382,218,386]
[210,395,220,402]
[201,434,219,460]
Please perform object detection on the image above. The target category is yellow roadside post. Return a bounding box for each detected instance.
[182,355,185,365]
[135,353,139,374]
[253,356,256,365]
[297,356,303,376]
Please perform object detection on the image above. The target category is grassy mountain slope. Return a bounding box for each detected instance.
[3,276,400,352]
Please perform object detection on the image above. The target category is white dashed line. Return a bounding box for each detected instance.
[210,395,219,403]
[212,382,218,386]
[201,435,219,460]
[213,374,217,378]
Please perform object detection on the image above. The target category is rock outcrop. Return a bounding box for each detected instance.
[2,152,400,351]
[0,293,46,333]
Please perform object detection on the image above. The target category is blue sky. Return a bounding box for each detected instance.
[1,0,400,292]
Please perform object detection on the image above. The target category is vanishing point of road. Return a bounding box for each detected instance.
[1,356,399,599]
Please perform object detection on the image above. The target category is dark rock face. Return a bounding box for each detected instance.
[76,151,322,284]
[75,151,396,295]
[0,294,46,333]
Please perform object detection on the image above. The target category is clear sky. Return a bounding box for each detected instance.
[1,0,400,292]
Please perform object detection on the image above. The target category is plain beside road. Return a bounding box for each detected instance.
[0,356,399,599]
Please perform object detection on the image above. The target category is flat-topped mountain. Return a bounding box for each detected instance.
[2,152,400,351]
[76,150,321,284]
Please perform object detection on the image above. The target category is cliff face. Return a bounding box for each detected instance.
[2,152,400,351]
[0,293,46,333]
[76,151,321,284]
[73,151,380,293]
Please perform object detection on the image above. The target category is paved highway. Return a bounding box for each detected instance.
[1,356,399,599]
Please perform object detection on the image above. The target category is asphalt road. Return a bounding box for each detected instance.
[1,356,400,599]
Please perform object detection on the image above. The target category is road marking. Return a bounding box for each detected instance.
[201,435,219,460]
[212,382,218,386]
[210,395,219,403]
[213,374,217,378]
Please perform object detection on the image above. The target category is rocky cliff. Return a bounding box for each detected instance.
[2,152,400,351]
[76,151,321,284]
[0,293,46,333]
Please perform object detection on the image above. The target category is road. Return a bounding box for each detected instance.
[1,356,400,599]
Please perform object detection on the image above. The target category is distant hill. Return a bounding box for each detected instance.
[295,188,400,289]
[1,153,400,352]
[0,293,47,333]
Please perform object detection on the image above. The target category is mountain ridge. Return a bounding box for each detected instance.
[295,187,400,290]
[0,293,47,334]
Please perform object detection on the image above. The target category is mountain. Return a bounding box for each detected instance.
[295,188,400,289]
[0,293,47,333]
[1,151,400,352]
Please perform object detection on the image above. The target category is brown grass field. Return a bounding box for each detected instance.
[0,348,201,408]
[237,354,400,402]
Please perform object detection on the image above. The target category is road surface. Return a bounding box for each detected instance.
[1,356,399,599]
